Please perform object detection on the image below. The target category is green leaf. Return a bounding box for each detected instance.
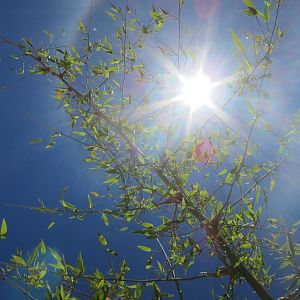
[106,248,118,256]
[279,260,290,270]
[225,172,234,184]
[230,30,245,52]
[45,142,56,149]
[30,138,44,144]
[90,191,100,197]
[106,11,118,20]
[0,218,7,238]
[61,186,69,194]
[256,9,266,20]
[292,220,300,227]
[83,157,98,163]
[28,243,40,264]
[78,20,87,33]
[255,185,261,202]
[104,176,119,185]
[269,218,280,227]
[157,260,165,273]
[45,284,53,300]
[111,79,120,88]
[264,4,270,22]
[137,245,151,252]
[244,57,252,71]
[141,222,154,228]
[48,247,62,262]
[270,175,275,192]
[276,27,284,38]
[242,0,255,8]
[146,256,153,270]
[102,213,109,226]
[40,239,46,254]
[12,255,26,266]
[212,289,215,300]
[78,252,85,273]
[88,194,93,209]
[72,131,86,136]
[152,282,162,298]
[22,38,33,47]
[97,233,107,246]
[10,54,20,60]
[47,221,55,230]
[242,242,252,249]
[103,37,113,54]
[242,8,257,17]
[58,285,66,299]
[218,169,228,176]
[60,200,75,210]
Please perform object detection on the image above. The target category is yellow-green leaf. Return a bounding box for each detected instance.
[88,194,93,209]
[157,260,165,273]
[137,245,151,252]
[78,253,85,273]
[106,11,118,20]
[218,169,228,176]
[72,131,86,136]
[47,221,55,230]
[13,255,26,266]
[97,233,107,246]
[102,213,109,226]
[242,0,255,8]
[244,57,252,72]
[0,218,7,238]
[30,138,44,144]
[40,239,46,254]
[225,172,234,184]
[269,218,280,227]
[60,200,75,210]
[78,20,87,33]
[230,30,244,53]
[242,242,252,249]
[292,220,300,227]
[90,191,100,197]
[112,79,120,88]
[270,175,275,192]
[45,142,56,149]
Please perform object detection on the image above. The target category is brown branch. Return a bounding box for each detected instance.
[167,168,273,300]
[51,269,222,283]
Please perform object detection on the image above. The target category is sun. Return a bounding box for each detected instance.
[180,72,213,110]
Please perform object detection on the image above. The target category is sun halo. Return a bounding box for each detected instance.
[180,72,213,111]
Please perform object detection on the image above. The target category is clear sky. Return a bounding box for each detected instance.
[1,1,300,299]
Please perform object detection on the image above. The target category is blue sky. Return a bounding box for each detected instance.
[1,1,300,299]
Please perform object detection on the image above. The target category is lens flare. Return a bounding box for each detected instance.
[180,72,213,110]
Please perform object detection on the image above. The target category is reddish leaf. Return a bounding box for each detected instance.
[192,139,215,165]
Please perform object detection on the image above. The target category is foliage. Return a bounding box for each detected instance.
[1,0,300,299]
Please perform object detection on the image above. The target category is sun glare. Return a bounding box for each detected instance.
[180,72,213,110]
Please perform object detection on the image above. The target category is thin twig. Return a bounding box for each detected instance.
[156,238,184,300]
[0,273,38,300]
